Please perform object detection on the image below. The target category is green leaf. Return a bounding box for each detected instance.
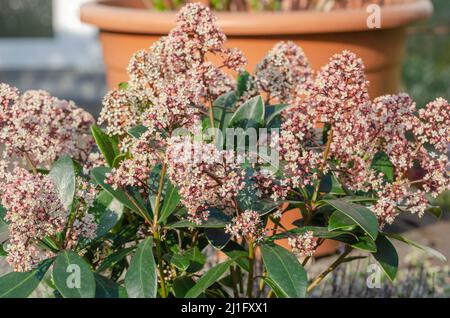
[167,208,230,229]
[213,91,236,131]
[0,259,53,298]
[236,71,250,98]
[371,151,395,182]
[260,243,307,298]
[96,247,135,273]
[269,226,355,242]
[229,95,265,130]
[265,104,289,127]
[158,182,180,224]
[328,210,358,232]
[127,125,148,140]
[425,206,442,219]
[205,228,231,250]
[92,191,124,238]
[0,204,8,241]
[48,155,76,210]
[53,251,96,298]
[264,277,288,298]
[91,167,148,218]
[372,235,398,281]
[168,252,191,271]
[351,235,377,252]
[323,198,379,240]
[125,237,157,298]
[118,82,129,90]
[173,276,196,298]
[222,241,249,272]
[112,153,127,168]
[91,124,120,167]
[184,259,233,298]
[94,274,128,298]
[384,232,446,263]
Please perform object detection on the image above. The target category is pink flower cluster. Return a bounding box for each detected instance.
[225,210,265,242]
[0,83,94,168]
[276,49,450,227]
[165,137,246,224]
[0,167,66,271]
[288,231,318,257]
[253,41,313,103]
[101,3,247,190]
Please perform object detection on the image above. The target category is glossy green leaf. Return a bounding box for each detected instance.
[264,277,288,298]
[0,259,53,298]
[91,167,148,218]
[125,237,157,298]
[173,276,196,298]
[229,95,265,130]
[385,232,446,263]
[205,228,231,250]
[96,247,135,273]
[94,274,127,298]
[260,243,307,298]
[265,104,289,127]
[328,210,358,232]
[91,124,119,167]
[48,155,76,210]
[213,91,236,131]
[372,235,398,281]
[158,182,180,224]
[371,151,395,182]
[127,125,148,140]
[323,198,378,240]
[167,208,230,229]
[236,71,250,98]
[351,235,377,252]
[222,241,249,272]
[53,251,96,298]
[185,259,233,298]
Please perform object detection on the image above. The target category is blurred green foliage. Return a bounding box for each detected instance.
[402,0,450,106]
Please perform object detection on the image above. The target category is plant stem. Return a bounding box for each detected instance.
[23,151,38,174]
[152,161,168,297]
[153,162,167,230]
[307,245,352,294]
[310,127,334,208]
[246,239,255,298]
[153,230,168,298]
[230,265,240,298]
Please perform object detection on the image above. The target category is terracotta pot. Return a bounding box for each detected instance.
[80,0,432,97]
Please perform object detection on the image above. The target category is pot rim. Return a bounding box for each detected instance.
[80,0,433,35]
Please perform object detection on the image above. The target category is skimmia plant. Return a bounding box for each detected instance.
[0,3,448,298]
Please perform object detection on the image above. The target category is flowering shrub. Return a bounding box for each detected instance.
[0,3,448,298]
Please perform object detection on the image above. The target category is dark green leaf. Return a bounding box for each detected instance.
[265,104,289,128]
[222,241,249,272]
[323,198,378,240]
[125,238,157,298]
[213,91,236,131]
[385,232,446,263]
[91,124,120,167]
[112,153,127,168]
[53,251,96,298]
[372,235,398,281]
[167,208,230,229]
[351,235,377,252]
[328,210,358,232]
[173,276,195,298]
[260,243,307,298]
[425,206,442,219]
[158,182,180,224]
[236,71,250,98]
[91,167,148,218]
[96,247,135,273]
[371,151,395,182]
[185,260,233,298]
[127,125,148,140]
[0,259,53,298]
[48,155,76,210]
[205,228,231,250]
[91,190,124,238]
[229,95,265,130]
[94,274,127,298]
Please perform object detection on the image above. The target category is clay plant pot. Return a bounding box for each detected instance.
[80,0,432,98]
